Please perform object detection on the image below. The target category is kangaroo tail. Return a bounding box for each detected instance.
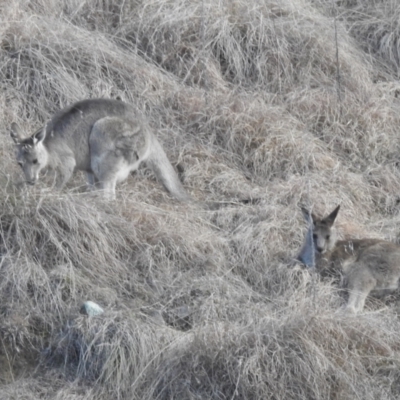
[145,133,191,202]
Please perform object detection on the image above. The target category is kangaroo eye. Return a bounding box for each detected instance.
[326,235,330,240]
[18,161,23,167]
[32,159,38,164]
[312,233,317,240]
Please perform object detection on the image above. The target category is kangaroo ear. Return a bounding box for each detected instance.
[311,212,318,225]
[323,205,340,226]
[301,207,312,223]
[32,128,46,145]
[303,207,317,224]
[10,122,25,143]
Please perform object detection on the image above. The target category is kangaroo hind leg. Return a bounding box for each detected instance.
[97,177,117,200]
[345,266,376,313]
[346,289,370,314]
[86,172,99,190]
[89,116,144,199]
[90,148,122,200]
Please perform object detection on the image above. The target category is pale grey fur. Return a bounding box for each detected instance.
[10,99,190,201]
[300,205,400,313]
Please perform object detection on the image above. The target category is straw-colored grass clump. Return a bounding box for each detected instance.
[1,0,400,398]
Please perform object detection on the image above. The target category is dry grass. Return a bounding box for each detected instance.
[2,0,400,398]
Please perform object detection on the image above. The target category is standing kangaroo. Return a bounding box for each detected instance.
[10,98,190,201]
[299,205,400,313]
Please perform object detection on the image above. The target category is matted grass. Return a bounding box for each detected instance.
[1,0,400,398]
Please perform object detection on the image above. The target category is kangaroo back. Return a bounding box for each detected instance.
[45,99,131,170]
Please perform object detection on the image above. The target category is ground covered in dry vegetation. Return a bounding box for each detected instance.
[1,0,400,398]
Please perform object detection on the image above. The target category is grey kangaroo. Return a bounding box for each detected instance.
[299,205,400,313]
[10,98,190,201]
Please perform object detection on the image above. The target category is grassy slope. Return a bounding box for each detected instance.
[1,0,400,398]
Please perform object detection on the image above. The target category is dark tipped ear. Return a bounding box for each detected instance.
[323,205,340,226]
[311,212,318,225]
[33,128,46,145]
[301,207,312,223]
[10,122,25,143]
[301,207,309,220]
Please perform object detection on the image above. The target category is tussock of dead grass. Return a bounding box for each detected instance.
[329,0,400,76]
[150,309,400,400]
[2,0,400,399]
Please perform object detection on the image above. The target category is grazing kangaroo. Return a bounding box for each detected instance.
[299,205,400,313]
[10,98,190,201]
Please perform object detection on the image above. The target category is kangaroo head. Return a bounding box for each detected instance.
[10,123,49,185]
[310,205,340,254]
